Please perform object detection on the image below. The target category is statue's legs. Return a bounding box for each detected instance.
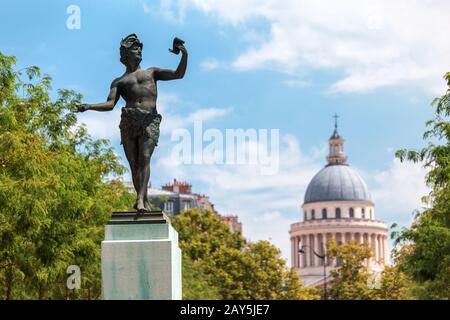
[136,135,156,211]
[119,109,160,212]
[121,136,140,209]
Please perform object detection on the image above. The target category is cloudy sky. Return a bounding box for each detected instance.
[2,0,447,264]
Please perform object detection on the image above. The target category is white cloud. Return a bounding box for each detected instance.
[369,158,429,225]
[284,78,311,89]
[145,0,190,22]
[160,106,231,135]
[157,0,450,94]
[255,211,282,222]
[139,0,151,13]
[200,58,220,71]
[77,109,121,141]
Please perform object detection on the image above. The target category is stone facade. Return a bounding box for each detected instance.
[290,203,388,286]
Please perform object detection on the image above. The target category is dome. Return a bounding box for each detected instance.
[304,164,372,204]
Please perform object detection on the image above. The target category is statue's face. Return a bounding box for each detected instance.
[121,35,143,67]
[126,41,142,65]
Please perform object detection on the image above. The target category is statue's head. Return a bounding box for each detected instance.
[120,34,143,67]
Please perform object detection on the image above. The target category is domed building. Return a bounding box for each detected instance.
[289,118,388,287]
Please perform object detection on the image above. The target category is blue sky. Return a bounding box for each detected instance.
[2,0,448,263]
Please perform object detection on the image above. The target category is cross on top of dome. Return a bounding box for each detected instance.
[327,114,347,165]
[330,114,341,140]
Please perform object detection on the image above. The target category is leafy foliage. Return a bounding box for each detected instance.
[172,209,319,300]
[0,52,134,299]
[394,72,450,300]
[327,240,412,300]
[327,239,373,300]
[181,256,221,300]
[375,265,413,300]
[172,207,244,262]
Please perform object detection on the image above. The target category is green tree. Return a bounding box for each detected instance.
[0,52,134,299]
[281,267,319,300]
[394,72,450,300]
[209,241,289,299]
[181,256,221,300]
[327,240,414,300]
[172,209,318,300]
[171,208,245,262]
[327,239,374,300]
[373,265,413,300]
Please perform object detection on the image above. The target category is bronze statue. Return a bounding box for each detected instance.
[77,34,188,213]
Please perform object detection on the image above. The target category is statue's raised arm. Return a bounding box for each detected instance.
[153,37,188,81]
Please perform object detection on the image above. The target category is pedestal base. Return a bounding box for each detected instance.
[101,211,182,300]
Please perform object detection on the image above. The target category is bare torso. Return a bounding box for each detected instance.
[116,67,158,112]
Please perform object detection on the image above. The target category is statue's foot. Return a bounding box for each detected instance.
[134,200,151,220]
[134,200,150,217]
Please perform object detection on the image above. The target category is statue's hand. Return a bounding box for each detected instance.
[169,37,186,55]
[178,44,187,54]
[76,104,90,113]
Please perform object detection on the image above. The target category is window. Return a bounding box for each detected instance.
[336,207,341,219]
[322,208,327,219]
[362,208,366,219]
[370,209,373,220]
[349,207,354,218]
[183,200,191,211]
[311,209,315,220]
[164,201,174,214]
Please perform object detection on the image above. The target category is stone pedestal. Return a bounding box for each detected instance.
[101,211,182,300]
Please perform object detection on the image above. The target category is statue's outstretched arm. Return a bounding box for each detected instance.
[154,45,188,81]
[77,80,120,112]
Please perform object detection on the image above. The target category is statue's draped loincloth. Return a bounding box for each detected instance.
[119,107,162,146]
